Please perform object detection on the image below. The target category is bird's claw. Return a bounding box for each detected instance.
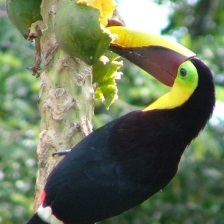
[52,149,72,157]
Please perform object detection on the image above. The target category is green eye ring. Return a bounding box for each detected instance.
[180,67,187,77]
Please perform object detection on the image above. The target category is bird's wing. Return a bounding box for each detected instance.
[42,118,144,223]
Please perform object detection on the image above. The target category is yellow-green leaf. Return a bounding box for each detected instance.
[93,51,122,108]
[77,0,116,26]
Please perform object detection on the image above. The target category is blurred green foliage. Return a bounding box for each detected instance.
[0,4,40,223]
[0,0,224,223]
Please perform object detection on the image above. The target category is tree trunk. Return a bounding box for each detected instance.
[34,0,94,209]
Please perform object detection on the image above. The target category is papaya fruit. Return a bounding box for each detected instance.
[6,0,42,38]
[55,0,112,65]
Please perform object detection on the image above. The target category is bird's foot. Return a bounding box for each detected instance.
[52,149,71,157]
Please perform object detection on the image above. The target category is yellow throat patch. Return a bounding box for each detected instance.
[144,60,198,111]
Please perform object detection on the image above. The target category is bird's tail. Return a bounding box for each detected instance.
[26,213,48,224]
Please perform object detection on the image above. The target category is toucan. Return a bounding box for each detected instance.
[27,26,215,224]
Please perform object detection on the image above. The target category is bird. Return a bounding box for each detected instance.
[27,26,215,224]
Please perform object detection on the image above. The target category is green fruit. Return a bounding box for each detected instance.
[55,0,112,65]
[6,0,42,38]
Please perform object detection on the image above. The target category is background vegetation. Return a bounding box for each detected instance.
[0,0,223,223]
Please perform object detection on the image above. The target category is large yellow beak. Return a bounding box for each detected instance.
[108,26,196,86]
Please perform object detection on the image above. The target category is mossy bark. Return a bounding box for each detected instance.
[34,0,94,209]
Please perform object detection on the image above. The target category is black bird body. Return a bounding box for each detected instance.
[27,25,215,224]
[29,58,214,224]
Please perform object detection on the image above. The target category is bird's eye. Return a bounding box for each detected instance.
[180,68,187,77]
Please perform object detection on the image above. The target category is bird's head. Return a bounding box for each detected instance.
[108,26,214,111]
